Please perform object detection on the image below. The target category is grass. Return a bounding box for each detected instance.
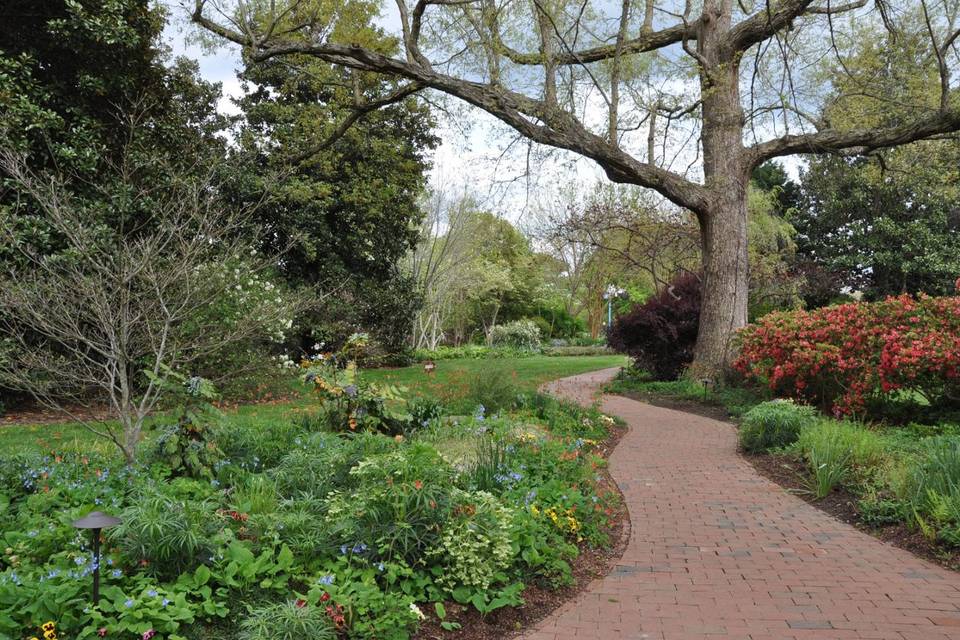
[0,355,626,455]
[365,355,626,396]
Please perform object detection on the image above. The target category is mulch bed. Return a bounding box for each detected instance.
[413,421,631,640]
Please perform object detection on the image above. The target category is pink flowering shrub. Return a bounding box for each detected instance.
[735,294,960,416]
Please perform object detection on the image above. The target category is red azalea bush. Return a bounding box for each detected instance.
[735,294,960,416]
[608,273,700,380]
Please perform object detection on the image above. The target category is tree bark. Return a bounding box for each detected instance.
[689,0,750,379]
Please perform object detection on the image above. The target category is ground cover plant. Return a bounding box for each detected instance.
[0,352,623,639]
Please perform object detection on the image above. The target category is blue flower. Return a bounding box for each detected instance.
[318,574,335,585]
[147,589,158,597]
[344,384,358,398]
[352,543,368,554]
[111,569,122,578]
[74,556,86,566]
[124,598,134,608]
[376,562,385,572]
[27,530,37,538]
[162,598,171,607]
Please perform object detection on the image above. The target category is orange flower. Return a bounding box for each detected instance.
[414,480,423,490]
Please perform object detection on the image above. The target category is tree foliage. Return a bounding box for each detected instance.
[224,42,437,358]
[797,153,960,303]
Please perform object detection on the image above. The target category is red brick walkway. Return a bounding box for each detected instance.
[524,368,960,640]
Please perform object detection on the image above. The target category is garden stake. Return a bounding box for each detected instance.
[72,511,122,606]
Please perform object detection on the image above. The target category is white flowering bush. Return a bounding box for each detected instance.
[183,257,302,391]
[200,258,297,343]
[489,319,542,351]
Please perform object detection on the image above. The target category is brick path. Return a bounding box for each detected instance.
[523,368,960,640]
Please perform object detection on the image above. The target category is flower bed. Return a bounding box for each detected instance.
[0,363,621,639]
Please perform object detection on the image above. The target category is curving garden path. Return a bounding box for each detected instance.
[523,368,960,640]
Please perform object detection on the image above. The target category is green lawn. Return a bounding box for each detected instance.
[366,354,626,394]
[0,355,626,455]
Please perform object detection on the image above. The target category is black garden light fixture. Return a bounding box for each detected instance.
[700,378,715,402]
[72,511,122,606]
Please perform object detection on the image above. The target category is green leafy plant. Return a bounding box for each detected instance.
[110,489,215,577]
[434,602,462,631]
[149,367,224,479]
[303,360,412,435]
[796,420,885,498]
[239,601,336,640]
[427,490,516,591]
[489,319,542,351]
[738,400,818,453]
[464,435,514,493]
[462,367,521,414]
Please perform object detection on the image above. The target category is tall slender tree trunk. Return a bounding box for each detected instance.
[690,0,750,379]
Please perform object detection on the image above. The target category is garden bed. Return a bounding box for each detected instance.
[0,359,632,640]
[414,421,630,640]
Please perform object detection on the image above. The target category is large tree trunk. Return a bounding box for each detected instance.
[694,182,750,378]
[689,0,751,379]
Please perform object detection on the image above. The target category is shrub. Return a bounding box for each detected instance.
[738,400,818,453]
[735,294,960,416]
[427,489,516,591]
[413,345,493,361]
[607,273,700,380]
[324,444,456,563]
[542,345,613,357]
[489,319,542,351]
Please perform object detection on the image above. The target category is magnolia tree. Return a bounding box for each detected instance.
[194,0,960,375]
[0,148,304,463]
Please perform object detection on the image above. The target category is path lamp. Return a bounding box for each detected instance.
[603,285,627,329]
[72,511,122,606]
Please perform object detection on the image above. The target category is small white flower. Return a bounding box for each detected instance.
[409,603,426,620]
